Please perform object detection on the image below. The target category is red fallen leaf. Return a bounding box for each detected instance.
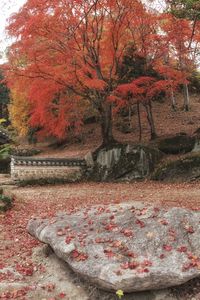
[177,246,187,253]
[95,238,104,243]
[154,207,160,213]
[185,225,194,234]
[112,240,122,248]
[141,259,152,267]
[141,208,147,215]
[187,252,198,260]
[159,254,165,259]
[110,215,115,220]
[163,244,172,252]
[143,268,150,273]
[135,219,145,228]
[71,250,88,261]
[160,219,169,226]
[104,249,115,258]
[76,253,88,261]
[98,207,105,213]
[121,228,134,237]
[58,292,66,298]
[137,267,149,273]
[71,249,79,258]
[0,263,5,269]
[129,261,139,269]
[15,264,34,276]
[65,236,73,244]
[105,223,118,231]
[127,251,136,258]
[120,262,129,269]
[88,219,94,225]
[182,262,196,271]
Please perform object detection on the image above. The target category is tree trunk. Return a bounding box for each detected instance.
[183,84,190,111]
[144,102,157,140]
[170,89,177,111]
[0,104,3,119]
[136,101,142,141]
[100,104,116,146]
[128,106,132,129]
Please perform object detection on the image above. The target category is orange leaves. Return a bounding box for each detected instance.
[83,78,107,90]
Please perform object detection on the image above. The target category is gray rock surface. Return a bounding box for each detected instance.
[27,202,200,293]
[88,144,161,181]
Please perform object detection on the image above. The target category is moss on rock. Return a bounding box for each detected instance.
[156,133,195,155]
[88,143,162,182]
[152,153,200,182]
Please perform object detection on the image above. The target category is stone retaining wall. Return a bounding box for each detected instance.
[11,156,87,182]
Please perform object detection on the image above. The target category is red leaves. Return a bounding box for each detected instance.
[105,223,118,231]
[112,240,122,248]
[135,219,145,228]
[58,292,67,298]
[95,237,105,243]
[120,259,152,272]
[177,246,187,253]
[88,219,94,225]
[163,244,172,252]
[127,251,136,258]
[0,288,28,299]
[141,260,152,267]
[137,267,150,273]
[184,225,194,234]
[121,228,134,237]
[128,261,139,269]
[71,250,88,261]
[182,252,200,271]
[104,249,115,258]
[15,263,34,276]
[65,236,73,244]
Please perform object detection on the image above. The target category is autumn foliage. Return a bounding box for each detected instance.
[4,0,200,143]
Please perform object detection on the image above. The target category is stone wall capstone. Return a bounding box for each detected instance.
[11,156,87,182]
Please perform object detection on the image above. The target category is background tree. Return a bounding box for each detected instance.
[6,0,166,145]
[0,71,10,121]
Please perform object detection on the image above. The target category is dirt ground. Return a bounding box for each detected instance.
[1,181,200,299]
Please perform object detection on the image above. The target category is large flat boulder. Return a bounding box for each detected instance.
[27,202,200,293]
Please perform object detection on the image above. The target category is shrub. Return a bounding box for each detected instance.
[0,194,13,212]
